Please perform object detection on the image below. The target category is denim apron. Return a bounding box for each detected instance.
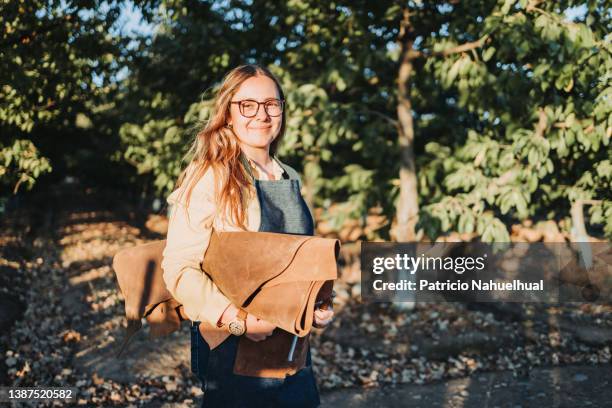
[190,155,321,408]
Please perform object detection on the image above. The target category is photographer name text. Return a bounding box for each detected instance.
[372,279,544,291]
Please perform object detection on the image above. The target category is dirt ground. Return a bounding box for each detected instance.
[320,364,611,408]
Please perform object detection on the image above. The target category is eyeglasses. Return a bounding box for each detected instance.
[230,99,284,118]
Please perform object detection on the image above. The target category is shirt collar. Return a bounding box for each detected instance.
[245,156,285,181]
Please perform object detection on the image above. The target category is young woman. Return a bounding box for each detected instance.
[161,64,334,407]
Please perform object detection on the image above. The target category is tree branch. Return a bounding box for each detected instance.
[409,35,490,60]
[534,107,548,138]
[355,108,398,128]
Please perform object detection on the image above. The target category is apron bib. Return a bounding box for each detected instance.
[191,154,320,408]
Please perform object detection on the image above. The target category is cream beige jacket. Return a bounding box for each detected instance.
[161,158,287,326]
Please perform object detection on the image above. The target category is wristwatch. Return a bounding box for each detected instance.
[223,308,248,336]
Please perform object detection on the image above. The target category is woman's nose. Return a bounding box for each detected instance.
[255,105,271,120]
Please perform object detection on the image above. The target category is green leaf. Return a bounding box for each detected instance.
[501,0,517,15]
[482,47,496,62]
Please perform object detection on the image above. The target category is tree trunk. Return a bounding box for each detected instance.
[394,7,419,243]
[392,7,420,312]
[302,154,317,211]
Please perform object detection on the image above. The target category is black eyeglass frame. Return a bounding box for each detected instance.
[230,99,285,118]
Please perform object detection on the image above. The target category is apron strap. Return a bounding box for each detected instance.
[274,158,300,181]
[239,152,256,183]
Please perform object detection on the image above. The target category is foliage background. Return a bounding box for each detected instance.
[2,0,610,242]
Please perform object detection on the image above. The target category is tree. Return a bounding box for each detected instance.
[413,0,611,240]
[1,0,130,202]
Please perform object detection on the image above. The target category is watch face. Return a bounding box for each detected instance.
[228,320,245,336]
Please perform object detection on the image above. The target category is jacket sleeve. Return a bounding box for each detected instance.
[161,167,232,325]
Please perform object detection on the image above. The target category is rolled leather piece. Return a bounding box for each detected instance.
[113,240,184,356]
[202,230,340,337]
[113,240,170,323]
[112,230,340,358]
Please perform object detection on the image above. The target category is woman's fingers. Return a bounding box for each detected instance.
[314,309,333,320]
[245,324,274,342]
[245,314,276,339]
[258,320,276,333]
[313,307,335,328]
[314,308,334,321]
[245,333,267,342]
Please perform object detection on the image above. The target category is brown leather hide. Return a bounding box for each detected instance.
[202,230,339,337]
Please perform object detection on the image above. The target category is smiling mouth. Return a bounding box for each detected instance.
[250,127,271,130]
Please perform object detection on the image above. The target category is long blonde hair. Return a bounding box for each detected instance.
[174,64,286,229]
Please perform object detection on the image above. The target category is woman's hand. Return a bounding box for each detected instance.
[313,306,334,328]
[217,304,275,342]
[244,314,276,342]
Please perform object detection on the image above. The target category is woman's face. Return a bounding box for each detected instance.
[227,75,283,152]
